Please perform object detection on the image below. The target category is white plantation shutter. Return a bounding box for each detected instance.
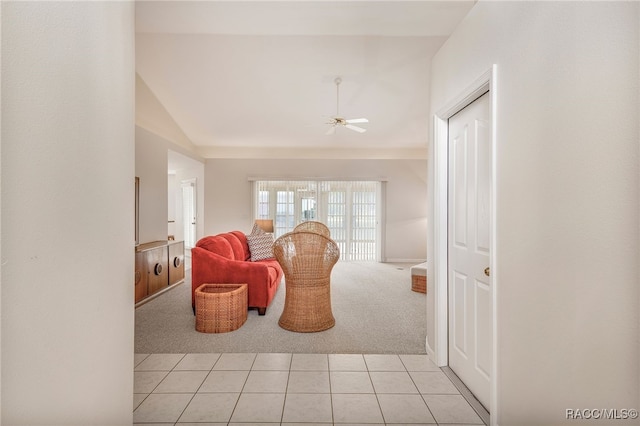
[326,185,347,258]
[351,181,377,261]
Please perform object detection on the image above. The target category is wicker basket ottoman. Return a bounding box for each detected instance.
[195,283,248,333]
[410,262,427,294]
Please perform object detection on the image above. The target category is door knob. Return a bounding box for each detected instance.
[484,267,490,277]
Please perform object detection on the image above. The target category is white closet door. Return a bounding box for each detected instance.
[448,91,492,409]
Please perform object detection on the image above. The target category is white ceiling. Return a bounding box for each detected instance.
[135,1,476,156]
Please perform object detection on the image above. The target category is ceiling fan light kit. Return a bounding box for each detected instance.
[326,76,369,135]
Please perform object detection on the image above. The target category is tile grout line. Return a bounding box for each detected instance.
[401,355,439,424]
[133,353,188,423]
[327,354,335,425]
[369,354,407,424]
[132,353,153,413]
[370,370,387,425]
[162,353,193,424]
[279,354,294,425]
[226,353,257,424]
[178,354,222,423]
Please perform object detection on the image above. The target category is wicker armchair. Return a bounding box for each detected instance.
[273,231,340,332]
[293,221,331,238]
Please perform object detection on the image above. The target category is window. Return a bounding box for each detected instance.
[253,180,381,261]
[257,190,269,218]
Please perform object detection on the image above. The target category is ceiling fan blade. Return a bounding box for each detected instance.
[345,124,366,133]
[325,125,337,135]
[345,118,369,124]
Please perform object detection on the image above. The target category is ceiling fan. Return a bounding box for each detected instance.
[326,77,368,135]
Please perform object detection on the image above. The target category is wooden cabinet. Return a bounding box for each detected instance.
[134,251,148,303]
[169,241,185,285]
[146,243,169,295]
[135,240,185,305]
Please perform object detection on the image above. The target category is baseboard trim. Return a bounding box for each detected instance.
[442,366,490,426]
[384,258,426,264]
[425,335,436,358]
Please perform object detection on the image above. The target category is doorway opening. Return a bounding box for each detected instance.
[181,178,197,269]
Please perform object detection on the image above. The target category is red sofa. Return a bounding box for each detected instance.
[191,231,283,315]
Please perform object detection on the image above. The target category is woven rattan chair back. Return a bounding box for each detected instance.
[273,231,340,332]
[293,221,331,238]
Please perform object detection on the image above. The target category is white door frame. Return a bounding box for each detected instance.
[181,178,197,250]
[432,65,498,423]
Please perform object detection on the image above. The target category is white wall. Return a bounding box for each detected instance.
[428,2,639,425]
[136,126,169,243]
[168,173,178,237]
[135,73,198,153]
[2,2,135,424]
[204,158,427,262]
[135,128,205,246]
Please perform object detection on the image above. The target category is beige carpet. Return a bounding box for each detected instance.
[135,261,427,354]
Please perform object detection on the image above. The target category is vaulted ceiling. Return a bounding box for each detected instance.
[135,1,476,159]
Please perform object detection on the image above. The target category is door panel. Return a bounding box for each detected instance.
[453,131,468,248]
[448,91,491,410]
[475,118,491,253]
[453,271,468,355]
[475,280,492,379]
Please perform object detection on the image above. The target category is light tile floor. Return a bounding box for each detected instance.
[134,353,486,425]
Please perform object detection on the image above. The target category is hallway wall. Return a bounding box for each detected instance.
[428,2,639,424]
[2,2,135,424]
[136,126,169,243]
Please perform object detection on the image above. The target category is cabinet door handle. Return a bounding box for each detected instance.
[173,256,182,268]
[154,263,163,275]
